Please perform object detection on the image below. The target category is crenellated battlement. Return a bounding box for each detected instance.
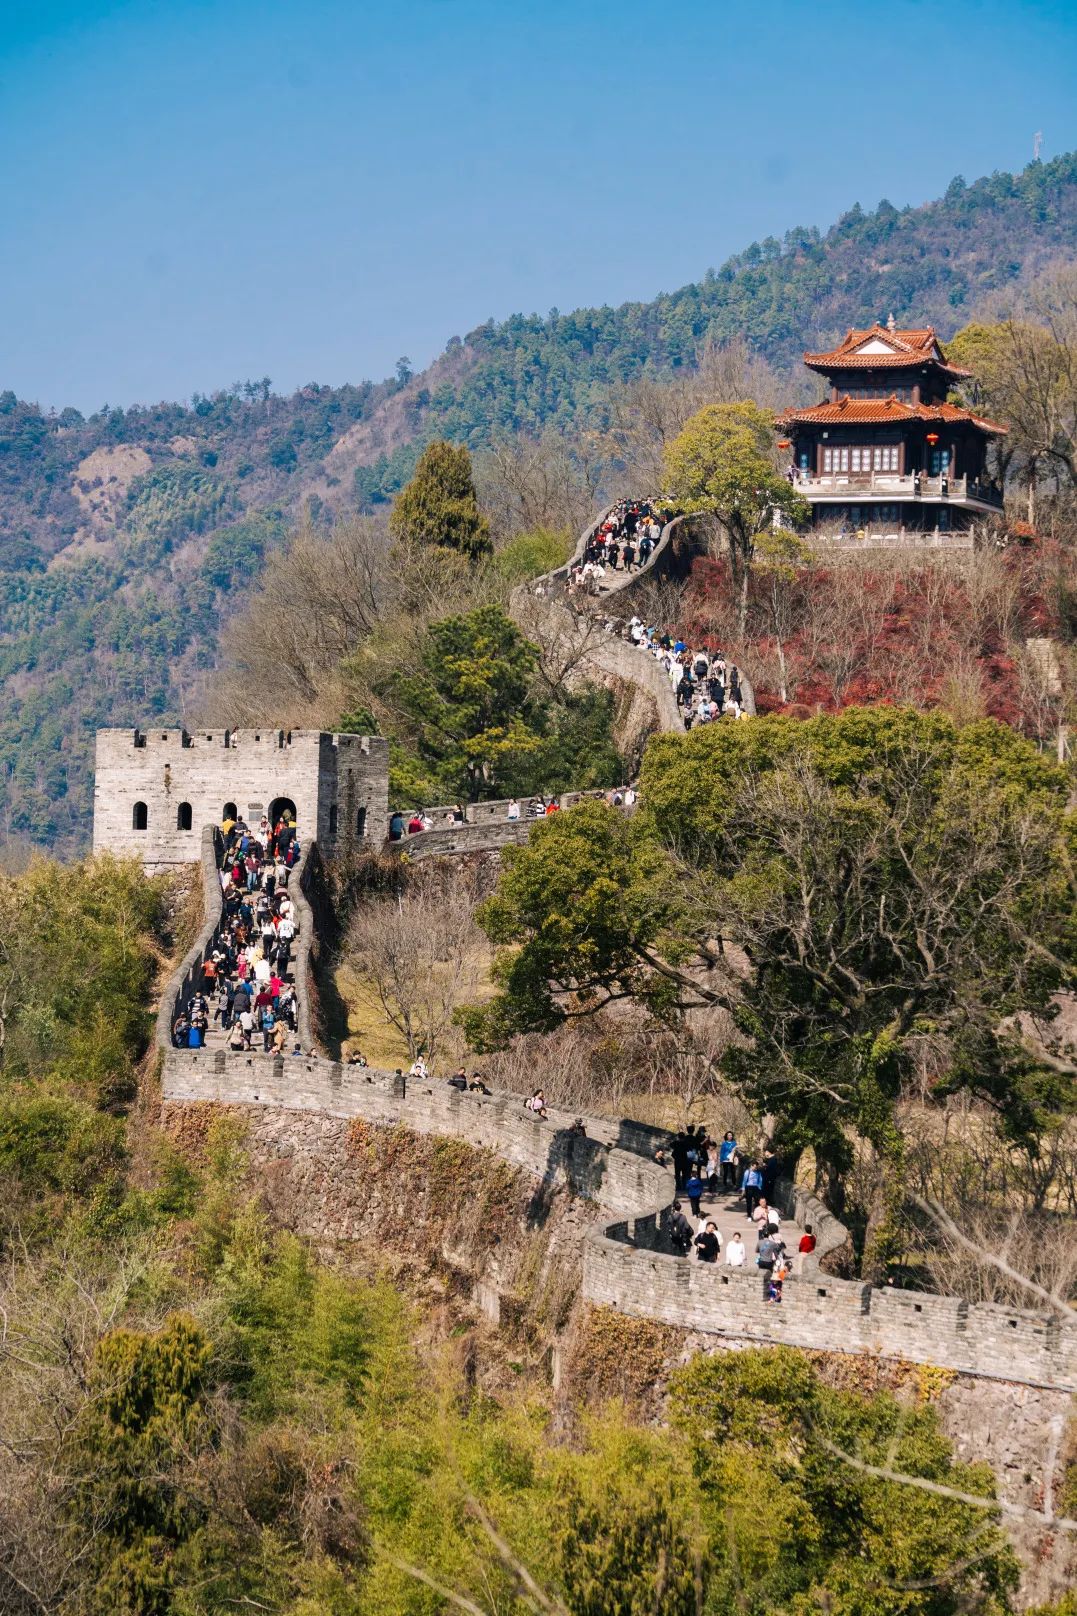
[93,727,389,871]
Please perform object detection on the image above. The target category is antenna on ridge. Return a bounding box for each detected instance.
[1033,130,1043,160]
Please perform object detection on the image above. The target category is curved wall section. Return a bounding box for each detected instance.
[160,1044,1077,1390]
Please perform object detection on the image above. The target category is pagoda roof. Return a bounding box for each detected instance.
[803,324,970,378]
[776,396,1007,434]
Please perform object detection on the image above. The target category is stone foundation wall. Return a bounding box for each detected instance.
[160,1045,1077,1391]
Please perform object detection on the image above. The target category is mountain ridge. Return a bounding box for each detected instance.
[3,151,1077,852]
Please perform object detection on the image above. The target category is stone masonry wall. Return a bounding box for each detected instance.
[161,1044,1077,1391]
[93,727,388,870]
[143,498,1077,1394]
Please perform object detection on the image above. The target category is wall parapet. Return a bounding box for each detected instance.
[160,1043,1077,1392]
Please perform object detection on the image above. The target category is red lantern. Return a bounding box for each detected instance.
[925,432,939,445]
[776,439,791,449]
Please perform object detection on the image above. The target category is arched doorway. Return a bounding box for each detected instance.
[268,797,296,830]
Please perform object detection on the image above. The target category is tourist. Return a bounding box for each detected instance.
[407,811,424,835]
[751,1197,770,1229]
[447,1068,468,1091]
[409,1055,428,1081]
[768,1253,787,1304]
[526,1089,548,1119]
[507,798,520,821]
[389,810,405,841]
[469,1072,492,1094]
[695,1220,721,1263]
[704,1136,720,1192]
[685,1167,704,1218]
[671,1129,690,1190]
[669,1200,694,1256]
[726,1231,746,1268]
[741,1159,763,1217]
[757,1229,778,1294]
[719,1130,739,1189]
[799,1224,817,1255]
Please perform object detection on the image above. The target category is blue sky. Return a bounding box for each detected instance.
[3,0,1076,411]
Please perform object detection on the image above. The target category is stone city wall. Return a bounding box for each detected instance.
[387,790,613,858]
[583,1235,1076,1390]
[160,1041,1077,1390]
[145,500,1075,1391]
[162,1048,671,1223]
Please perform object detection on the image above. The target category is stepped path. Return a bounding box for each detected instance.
[511,500,755,746]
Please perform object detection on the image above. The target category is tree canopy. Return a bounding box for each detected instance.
[388,438,492,559]
[663,402,810,629]
[378,602,622,805]
[465,708,1077,1235]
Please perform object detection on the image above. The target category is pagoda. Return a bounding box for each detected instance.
[775,318,1006,539]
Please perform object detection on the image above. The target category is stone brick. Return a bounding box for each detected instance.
[93,726,388,870]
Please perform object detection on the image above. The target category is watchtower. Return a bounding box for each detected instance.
[92,728,389,870]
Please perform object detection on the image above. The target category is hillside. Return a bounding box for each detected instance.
[3,152,1077,852]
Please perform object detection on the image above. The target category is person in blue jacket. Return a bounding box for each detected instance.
[720,1130,739,1189]
[741,1159,763,1217]
[685,1168,704,1217]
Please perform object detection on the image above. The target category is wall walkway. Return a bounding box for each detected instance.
[160,831,1077,1391]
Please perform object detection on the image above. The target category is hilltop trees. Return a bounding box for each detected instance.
[376,603,621,804]
[949,267,1077,520]
[388,438,492,559]
[664,402,810,632]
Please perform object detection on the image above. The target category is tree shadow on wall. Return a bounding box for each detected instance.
[525,1128,609,1228]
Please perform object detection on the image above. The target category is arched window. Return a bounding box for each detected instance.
[223,801,237,822]
[328,803,338,834]
[177,802,193,830]
[356,806,367,838]
[132,802,148,831]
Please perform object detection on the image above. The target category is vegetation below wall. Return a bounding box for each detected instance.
[0,843,1074,1610]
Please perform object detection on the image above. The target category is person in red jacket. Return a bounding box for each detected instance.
[798,1224,817,1254]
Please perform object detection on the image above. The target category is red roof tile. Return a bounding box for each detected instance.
[803,324,970,377]
[776,396,1007,434]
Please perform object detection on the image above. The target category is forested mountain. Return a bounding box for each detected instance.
[4,152,1077,852]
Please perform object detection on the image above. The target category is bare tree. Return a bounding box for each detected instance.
[204,513,390,725]
[474,428,605,542]
[603,336,788,493]
[343,865,488,1060]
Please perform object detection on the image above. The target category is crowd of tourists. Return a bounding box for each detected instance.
[665,1124,817,1301]
[568,499,664,594]
[388,797,571,839]
[170,808,303,1056]
[620,619,749,726]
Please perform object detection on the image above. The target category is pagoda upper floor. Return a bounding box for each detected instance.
[804,320,969,405]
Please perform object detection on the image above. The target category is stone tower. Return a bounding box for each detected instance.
[92,727,389,870]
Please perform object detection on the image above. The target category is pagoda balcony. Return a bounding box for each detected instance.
[793,471,1003,510]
